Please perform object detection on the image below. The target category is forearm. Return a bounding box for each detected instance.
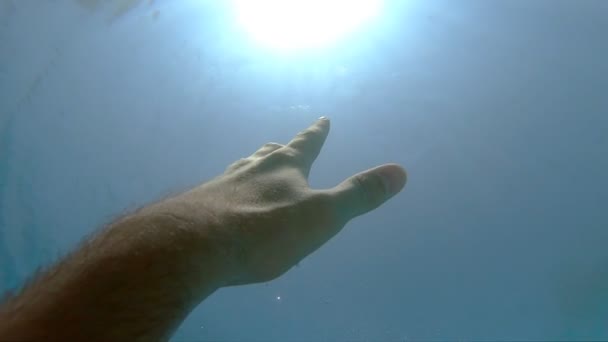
[0,117,407,341]
[0,208,224,341]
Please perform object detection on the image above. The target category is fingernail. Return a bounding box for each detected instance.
[378,166,407,196]
[318,116,329,121]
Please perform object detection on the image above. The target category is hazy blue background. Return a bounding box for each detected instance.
[1,0,607,340]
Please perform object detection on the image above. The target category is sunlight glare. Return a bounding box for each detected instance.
[233,0,383,51]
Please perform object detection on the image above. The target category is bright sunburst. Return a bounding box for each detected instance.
[232,0,383,51]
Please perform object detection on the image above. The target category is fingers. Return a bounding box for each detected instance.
[226,143,283,173]
[330,163,407,221]
[252,142,283,158]
[227,118,330,176]
[286,117,330,173]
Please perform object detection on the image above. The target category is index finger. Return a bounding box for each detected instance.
[287,117,331,173]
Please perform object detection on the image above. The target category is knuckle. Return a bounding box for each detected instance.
[269,146,300,162]
[296,129,317,143]
[258,142,281,153]
[253,143,284,159]
[353,172,385,208]
[297,130,310,139]
[226,158,249,172]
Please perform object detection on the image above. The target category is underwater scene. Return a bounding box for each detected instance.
[1,0,607,340]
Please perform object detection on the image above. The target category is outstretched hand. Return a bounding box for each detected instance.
[0,117,407,341]
[154,117,407,286]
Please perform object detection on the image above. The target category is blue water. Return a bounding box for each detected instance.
[1,0,607,340]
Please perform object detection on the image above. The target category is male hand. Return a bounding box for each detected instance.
[152,117,407,286]
[0,117,406,341]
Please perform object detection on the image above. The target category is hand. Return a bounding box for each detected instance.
[155,117,407,286]
[0,117,406,341]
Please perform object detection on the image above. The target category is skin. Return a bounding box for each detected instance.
[0,117,407,341]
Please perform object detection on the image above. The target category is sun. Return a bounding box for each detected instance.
[232,0,383,51]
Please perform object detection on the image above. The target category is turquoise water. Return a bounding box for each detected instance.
[1,0,607,340]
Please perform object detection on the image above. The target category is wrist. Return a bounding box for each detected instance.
[132,210,229,292]
[134,198,238,289]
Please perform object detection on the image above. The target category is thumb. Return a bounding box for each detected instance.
[331,163,407,221]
